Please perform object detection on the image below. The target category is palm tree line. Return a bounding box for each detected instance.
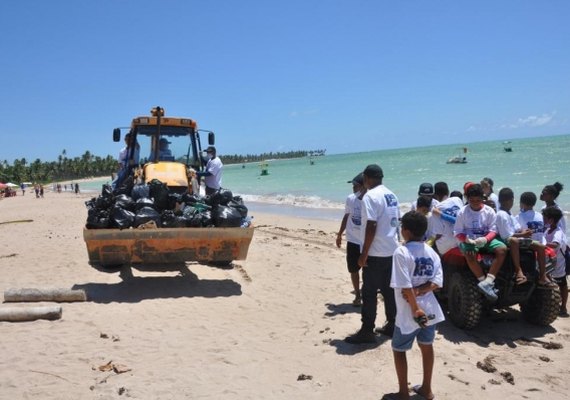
[0,148,326,184]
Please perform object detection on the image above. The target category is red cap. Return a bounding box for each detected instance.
[463,181,475,193]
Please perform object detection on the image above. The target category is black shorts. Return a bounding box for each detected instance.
[553,276,568,288]
[346,241,361,273]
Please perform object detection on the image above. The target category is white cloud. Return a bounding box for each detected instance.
[505,111,556,129]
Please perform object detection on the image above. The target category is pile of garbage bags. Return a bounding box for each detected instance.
[85,178,250,230]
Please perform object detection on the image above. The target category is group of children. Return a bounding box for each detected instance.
[337,176,567,400]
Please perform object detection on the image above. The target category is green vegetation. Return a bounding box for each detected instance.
[0,150,116,184]
[0,148,326,184]
[220,149,326,165]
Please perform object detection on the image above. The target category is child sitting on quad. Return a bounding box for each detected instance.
[454,184,507,301]
[495,188,549,286]
[517,192,557,287]
[542,206,569,317]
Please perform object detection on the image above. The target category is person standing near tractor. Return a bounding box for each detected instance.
[197,146,223,196]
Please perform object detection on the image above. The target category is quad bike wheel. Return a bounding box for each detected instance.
[520,287,561,326]
[447,271,484,329]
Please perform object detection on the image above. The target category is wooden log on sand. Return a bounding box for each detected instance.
[0,306,62,322]
[4,288,87,303]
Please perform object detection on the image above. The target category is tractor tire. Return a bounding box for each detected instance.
[447,271,484,329]
[521,287,561,326]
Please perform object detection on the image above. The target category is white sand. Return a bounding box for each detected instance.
[0,191,569,399]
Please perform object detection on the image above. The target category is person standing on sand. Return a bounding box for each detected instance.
[345,164,399,344]
[20,183,25,196]
[74,183,79,195]
[336,172,366,306]
[384,211,444,400]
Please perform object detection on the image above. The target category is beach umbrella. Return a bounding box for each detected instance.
[6,182,18,188]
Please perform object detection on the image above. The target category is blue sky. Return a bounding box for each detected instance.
[1,0,568,163]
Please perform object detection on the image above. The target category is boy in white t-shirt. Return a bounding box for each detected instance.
[495,188,548,286]
[454,184,507,301]
[336,173,366,306]
[542,206,569,317]
[388,211,444,400]
[517,191,556,287]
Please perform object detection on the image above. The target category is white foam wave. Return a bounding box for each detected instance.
[238,193,344,209]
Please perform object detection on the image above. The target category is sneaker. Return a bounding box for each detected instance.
[559,310,570,318]
[344,330,376,344]
[477,280,498,301]
[374,322,395,338]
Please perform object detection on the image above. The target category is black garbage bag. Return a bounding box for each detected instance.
[134,206,161,227]
[86,209,110,229]
[135,197,156,211]
[110,206,135,229]
[131,184,150,201]
[149,179,170,211]
[101,184,113,198]
[212,205,242,227]
[180,193,203,205]
[228,197,248,218]
[115,194,135,211]
[113,175,134,196]
[208,188,234,206]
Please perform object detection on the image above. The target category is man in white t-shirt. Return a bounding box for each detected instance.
[345,164,400,344]
[336,173,366,306]
[197,146,224,195]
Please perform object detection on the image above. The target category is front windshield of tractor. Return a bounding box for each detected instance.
[134,125,199,166]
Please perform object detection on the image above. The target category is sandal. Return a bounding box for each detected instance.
[515,274,528,285]
[537,280,558,289]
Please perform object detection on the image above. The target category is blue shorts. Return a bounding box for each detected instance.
[391,325,436,352]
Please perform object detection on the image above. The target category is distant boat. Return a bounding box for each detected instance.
[446,147,468,164]
[260,161,269,176]
[503,141,513,152]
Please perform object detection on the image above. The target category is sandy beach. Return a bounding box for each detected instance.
[1,190,570,400]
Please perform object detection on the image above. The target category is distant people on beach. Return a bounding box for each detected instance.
[336,172,366,307]
[74,183,80,195]
[39,184,44,198]
[20,183,25,196]
[345,164,399,344]
[34,184,40,198]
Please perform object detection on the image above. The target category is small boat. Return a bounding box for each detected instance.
[260,161,269,176]
[446,147,468,164]
[503,141,513,152]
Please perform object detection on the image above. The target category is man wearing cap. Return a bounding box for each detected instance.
[345,164,400,344]
[158,138,173,160]
[336,173,366,306]
[411,183,439,212]
[197,146,223,195]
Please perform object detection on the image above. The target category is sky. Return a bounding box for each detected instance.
[0,0,569,163]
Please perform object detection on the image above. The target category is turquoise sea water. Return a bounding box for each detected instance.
[81,134,570,221]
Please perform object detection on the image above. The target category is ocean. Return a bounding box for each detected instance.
[81,134,570,223]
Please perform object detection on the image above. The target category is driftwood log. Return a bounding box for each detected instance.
[0,306,62,322]
[4,288,86,303]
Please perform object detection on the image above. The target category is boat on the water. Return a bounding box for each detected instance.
[446,147,468,164]
[503,141,513,152]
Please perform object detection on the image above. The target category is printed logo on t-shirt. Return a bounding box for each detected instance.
[443,205,460,217]
[385,194,398,207]
[413,257,434,277]
[351,203,362,226]
[527,221,545,233]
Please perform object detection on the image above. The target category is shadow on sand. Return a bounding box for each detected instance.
[73,262,242,303]
[437,307,558,348]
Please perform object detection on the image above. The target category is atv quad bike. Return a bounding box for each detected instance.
[437,248,561,329]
